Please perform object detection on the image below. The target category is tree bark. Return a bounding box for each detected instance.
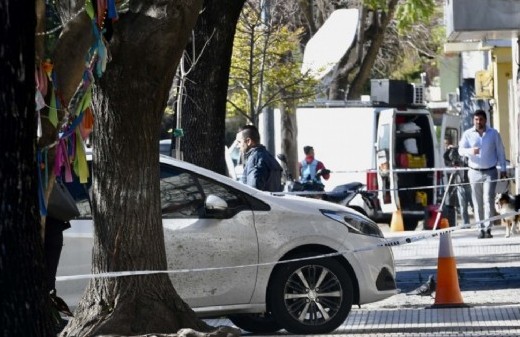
[345,0,398,99]
[56,1,226,336]
[181,0,246,174]
[329,0,399,100]
[279,105,299,179]
[0,0,55,335]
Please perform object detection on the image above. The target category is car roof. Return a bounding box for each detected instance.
[83,148,261,196]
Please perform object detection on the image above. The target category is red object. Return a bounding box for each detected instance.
[366,170,378,192]
[425,204,440,230]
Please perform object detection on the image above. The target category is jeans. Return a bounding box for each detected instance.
[468,168,498,230]
[456,184,472,225]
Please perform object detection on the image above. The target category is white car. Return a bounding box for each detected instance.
[58,154,396,334]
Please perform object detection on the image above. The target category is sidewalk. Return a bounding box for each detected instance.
[205,305,520,336]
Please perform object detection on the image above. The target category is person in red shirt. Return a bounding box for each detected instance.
[298,146,330,190]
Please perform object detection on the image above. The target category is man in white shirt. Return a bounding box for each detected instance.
[458,110,507,239]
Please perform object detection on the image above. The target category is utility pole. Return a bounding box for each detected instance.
[259,0,275,154]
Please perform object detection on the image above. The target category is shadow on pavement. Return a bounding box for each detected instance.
[397,266,520,292]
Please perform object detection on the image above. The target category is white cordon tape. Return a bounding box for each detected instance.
[55,211,520,282]
[276,175,514,196]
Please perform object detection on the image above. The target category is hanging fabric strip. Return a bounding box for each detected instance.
[80,107,94,140]
[107,0,118,20]
[49,89,58,127]
[86,0,95,19]
[74,128,90,184]
[76,84,93,116]
[37,110,42,139]
[44,148,48,189]
[97,0,107,28]
[36,63,48,96]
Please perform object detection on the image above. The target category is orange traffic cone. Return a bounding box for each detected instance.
[431,218,468,308]
[390,209,404,232]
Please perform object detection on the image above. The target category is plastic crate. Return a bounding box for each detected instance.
[396,153,426,168]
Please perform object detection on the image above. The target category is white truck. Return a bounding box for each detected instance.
[270,101,460,231]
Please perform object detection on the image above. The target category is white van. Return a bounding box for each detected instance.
[270,101,452,231]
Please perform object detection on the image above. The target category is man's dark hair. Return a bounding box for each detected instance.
[474,110,487,120]
[239,124,260,143]
[303,146,313,155]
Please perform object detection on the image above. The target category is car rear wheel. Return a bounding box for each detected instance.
[269,253,353,334]
[228,313,281,333]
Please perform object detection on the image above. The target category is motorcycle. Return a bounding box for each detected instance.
[277,154,378,217]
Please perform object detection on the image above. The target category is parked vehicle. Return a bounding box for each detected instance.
[272,100,442,230]
[277,153,378,217]
[58,153,397,334]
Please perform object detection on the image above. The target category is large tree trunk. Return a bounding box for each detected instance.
[181,0,246,173]
[279,105,299,179]
[0,0,55,335]
[58,2,219,336]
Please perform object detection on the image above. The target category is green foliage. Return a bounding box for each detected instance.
[363,0,436,33]
[395,0,436,33]
[227,5,317,123]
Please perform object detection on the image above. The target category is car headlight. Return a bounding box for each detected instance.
[321,209,383,238]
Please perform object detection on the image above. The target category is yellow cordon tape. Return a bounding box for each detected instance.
[55,211,520,282]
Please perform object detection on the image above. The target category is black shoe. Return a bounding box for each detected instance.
[485,229,493,238]
[478,230,485,239]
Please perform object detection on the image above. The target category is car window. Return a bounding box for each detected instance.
[160,163,250,218]
[160,165,205,218]
[67,161,251,219]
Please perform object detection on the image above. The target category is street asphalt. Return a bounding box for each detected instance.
[205,223,520,336]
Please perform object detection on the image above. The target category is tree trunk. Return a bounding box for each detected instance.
[334,0,399,100]
[279,105,299,179]
[59,2,221,336]
[181,0,246,174]
[0,0,55,335]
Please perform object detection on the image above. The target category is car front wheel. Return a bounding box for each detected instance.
[269,253,354,334]
[228,313,281,333]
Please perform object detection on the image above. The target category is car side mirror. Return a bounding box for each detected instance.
[206,194,228,210]
[205,194,228,219]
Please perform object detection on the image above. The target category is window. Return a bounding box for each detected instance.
[68,161,251,219]
[377,124,390,151]
[160,166,205,218]
[160,164,249,218]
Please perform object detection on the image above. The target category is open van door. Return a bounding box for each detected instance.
[439,114,462,183]
[376,109,399,213]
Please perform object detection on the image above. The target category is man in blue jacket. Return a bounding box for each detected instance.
[236,125,283,192]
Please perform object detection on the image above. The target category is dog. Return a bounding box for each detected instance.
[495,193,520,238]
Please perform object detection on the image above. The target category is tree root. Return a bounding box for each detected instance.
[99,325,242,337]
